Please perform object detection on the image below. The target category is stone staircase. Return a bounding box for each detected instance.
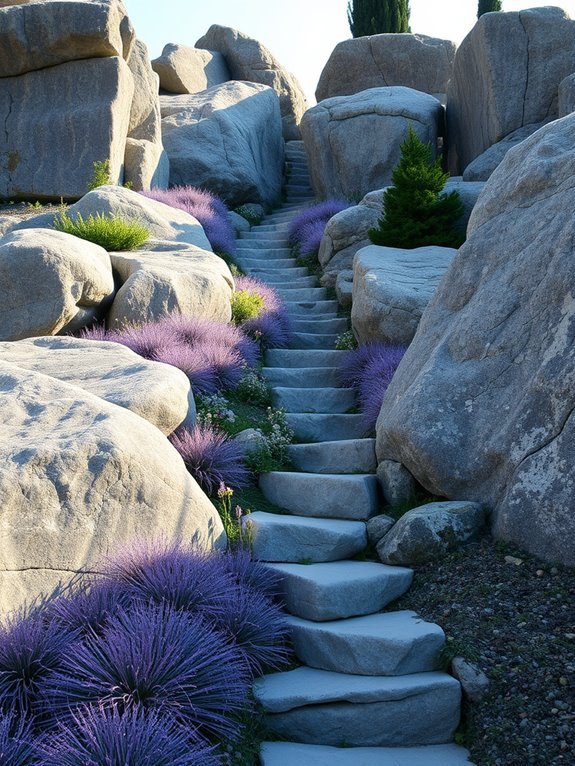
[237,141,474,765]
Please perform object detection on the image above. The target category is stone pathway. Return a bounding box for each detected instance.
[237,142,474,765]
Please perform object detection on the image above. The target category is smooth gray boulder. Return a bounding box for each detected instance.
[196,24,307,140]
[366,514,396,546]
[351,245,457,345]
[316,34,456,102]
[301,87,442,201]
[0,56,134,200]
[160,82,284,208]
[124,137,170,191]
[377,460,417,507]
[0,0,134,78]
[376,501,486,565]
[0,229,114,341]
[376,113,575,566]
[451,657,490,703]
[152,43,229,94]
[0,362,224,615]
[0,336,194,435]
[462,123,544,181]
[558,72,575,116]
[447,7,575,173]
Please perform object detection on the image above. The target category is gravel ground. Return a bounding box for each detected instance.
[395,534,574,766]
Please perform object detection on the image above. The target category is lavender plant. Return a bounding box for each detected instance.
[0,712,37,766]
[288,200,351,256]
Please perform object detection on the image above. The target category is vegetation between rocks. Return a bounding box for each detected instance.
[347,0,411,37]
[54,209,150,251]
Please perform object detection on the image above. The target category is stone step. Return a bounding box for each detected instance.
[235,257,298,271]
[285,610,445,676]
[260,742,474,766]
[261,276,318,288]
[258,472,379,520]
[286,413,368,442]
[239,233,291,242]
[291,317,349,333]
[271,386,356,413]
[247,267,310,279]
[254,668,460,748]
[284,300,340,316]
[263,560,413,621]
[262,367,342,388]
[275,287,328,301]
[251,223,291,231]
[266,349,345,368]
[288,439,377,474]
[290,331,339,349]
[236,243,293,253]
[245,512,367,563]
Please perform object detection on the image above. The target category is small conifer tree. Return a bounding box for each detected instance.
[347,0,410,37]
[478,0,502,18]
[368,126,465,249]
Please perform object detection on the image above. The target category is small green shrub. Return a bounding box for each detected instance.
[368,126,465,250]
[54,210,150,251]
[231,290,265,324]
[335,329,358,350]
[87,159,112,191]
[236,370,272,407]
[234,204,264,226]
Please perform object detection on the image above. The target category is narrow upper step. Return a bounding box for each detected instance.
[274,287,328,301]
[245,512,367,563]
[272,386,355,414]
[290,331,340,349]
[283,300,340,315]
[259,472,378,520]
[291,317,349,333]
[265,560,413,621]
[285,610,445,676]
[287,439,377,474]
[260,742,475,766]
[254,667,461,747]
[266,349,345,368]
[262,367,342,388]
[286,412,369,442]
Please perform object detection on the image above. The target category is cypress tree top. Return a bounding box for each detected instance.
[478,0,503,18]
[347,0,411,37]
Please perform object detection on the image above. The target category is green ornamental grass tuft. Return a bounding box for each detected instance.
[231,290,265,325]
[54,210,150,251]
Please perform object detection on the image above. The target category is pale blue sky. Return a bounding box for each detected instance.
[123,1,575,103]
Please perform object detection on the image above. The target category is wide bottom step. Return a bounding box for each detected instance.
[260,742,475,766]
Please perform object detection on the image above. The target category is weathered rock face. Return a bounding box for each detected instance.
[124,137,170,191]
[152,43,230,94]
[376,113,575,566]
[0,56,134,200]
[0,336,194,435]
[351,245,457,345]
[462,123,544,181]
[195,24,307,140]
[0,0,134,78]
[0,362,224,615]
[160,81,284,208]
[301,87,442,201]
[558,72,575,116]
[0,229,114,341]
[316,34,456,103]
[447,7,575,173]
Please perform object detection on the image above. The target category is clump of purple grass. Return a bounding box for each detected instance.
[39,705,219,766]
[39,603,251,741]
[0,712,37,766]
[169,425,249,494]
[288,199,351,255]
[339,343,407,431]
[233,276,293,349]
[142,186,237,258]
[45,580,127,638]
[221,548,283,600]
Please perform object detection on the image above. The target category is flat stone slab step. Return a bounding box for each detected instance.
[271,386,355,414]
[248,267,310,279]
[284,300,340,316]
[244,512,367,563]
[259,472,378,520]
[274,287,328,301]
[290,331,340,349]
[285,610,445,676]
[236,245,293,255]
[265,561,413,621]
[254,668,460,747]
[262,367,342,388]
[235,258,298,271]
[287,439,376,474]
[266,349,345,368]
[291,317,349,333]
[262,277,318,288]
[287,413,369,442]
[260,742,474,766]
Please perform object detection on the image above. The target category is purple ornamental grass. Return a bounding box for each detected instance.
[288,199,350,251]
[0,712,37,766]
[45,579,127,638]
[221,548,283,600]
[233,276,284,316]
[233,276,293,349]
[39,705,219,766]
[152,343,219,394]
[39,603,251,741]
[169,425,249,494]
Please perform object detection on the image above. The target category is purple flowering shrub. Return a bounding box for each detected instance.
[0,544,289,761]
[288,199,351,256]
[339,342,407,431]
[233,276,293,349]
[141,186,237,258]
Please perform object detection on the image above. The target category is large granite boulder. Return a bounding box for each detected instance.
[301,87,442,201]
[352,245,457,345]
[124,137,170,191]
[0,228,114,341]
[160,81,284,208]
[0,56,134,200]
[195,24,307,140]
[0,362,224,615]
[316,34,456,103]
[0,336,194,435]
[462,123,544,181]
[558,72,575,116]
[447,7,575,173]
[152,43,230,94]
[376,113,575,566]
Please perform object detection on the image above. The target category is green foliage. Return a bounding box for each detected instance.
[478,0,502,18]
[231,290,265,324]
[87,159,112,191]
[54,210,150,251]
[335,329,358,350]
[368,126,465,249]
[347,0,410,36]
[234,204,264,226]
[235,370,272,407]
